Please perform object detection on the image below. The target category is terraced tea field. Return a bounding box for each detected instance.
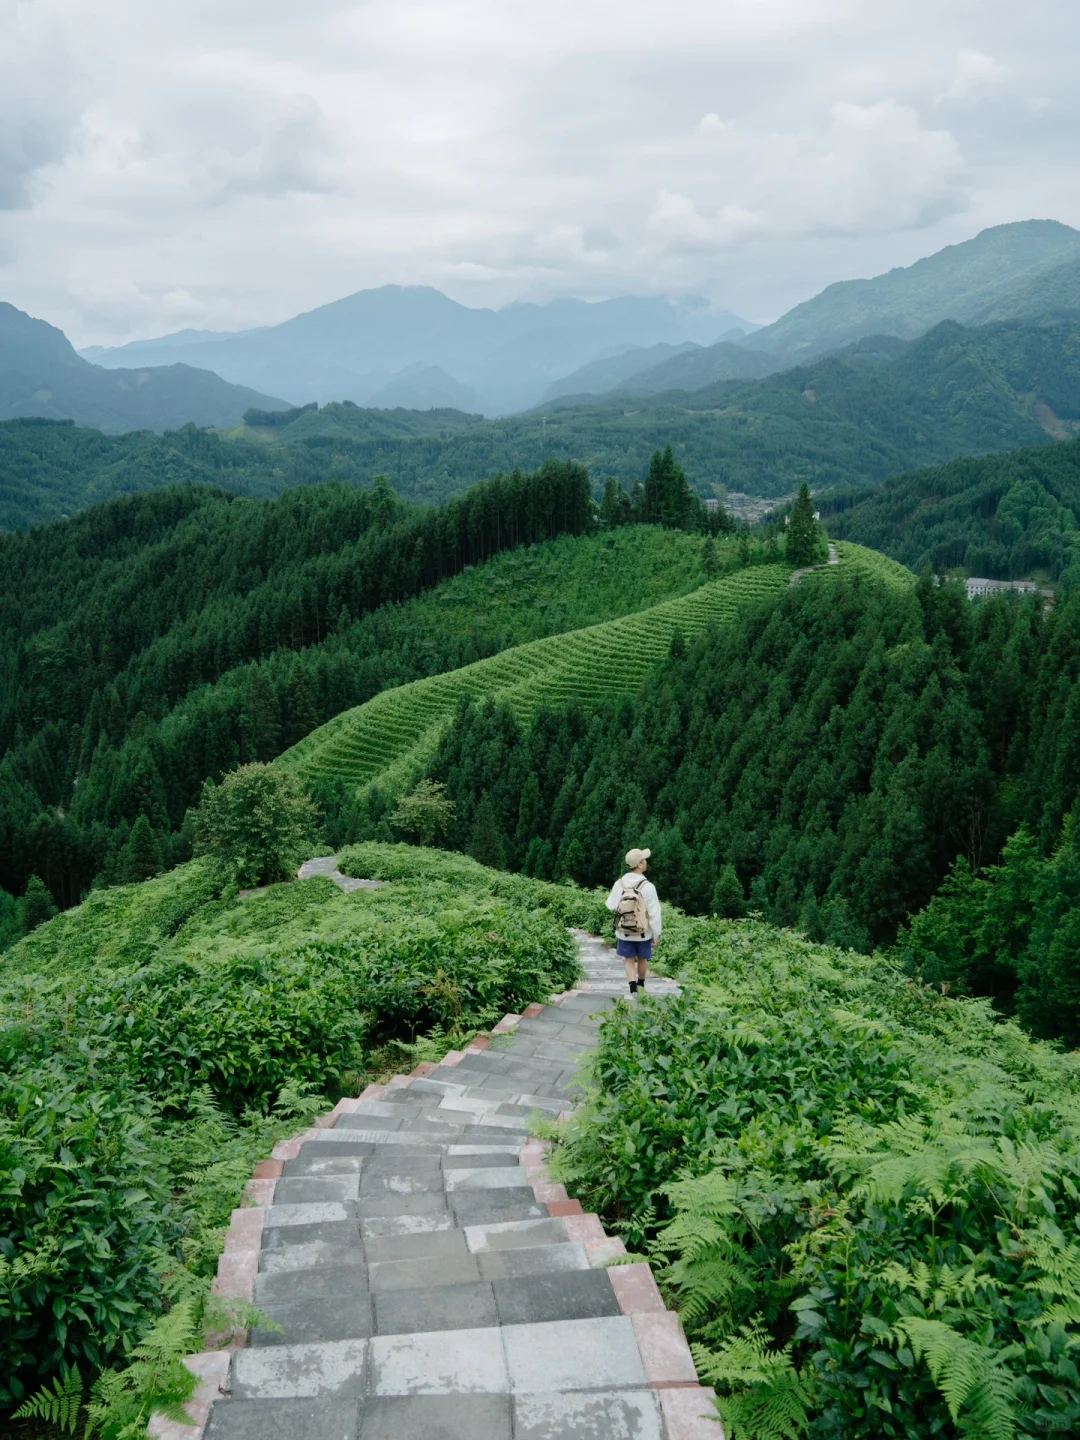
[280,544,908,798]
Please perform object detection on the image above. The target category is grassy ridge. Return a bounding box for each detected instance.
[280,560,791,797]
[280,542,911,800]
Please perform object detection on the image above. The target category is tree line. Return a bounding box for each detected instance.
[0,459,594,911]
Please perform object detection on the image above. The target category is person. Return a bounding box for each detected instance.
[606,847,662,996]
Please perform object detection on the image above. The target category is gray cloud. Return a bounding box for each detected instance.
[1,0,1078,343]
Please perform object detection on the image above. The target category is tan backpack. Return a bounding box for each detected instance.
[615,877,649,938]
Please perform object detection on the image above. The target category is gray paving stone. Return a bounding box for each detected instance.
[232,1338,369,1399]
[265,1202,353,1228]
[299,1137,380,1154]
[441,1150,520,1168]
[367,1253,481,1292]
[259,1240,366,1275]
[205,1397,359,1440]
[464,1218,568,1252]
[442,1166,525,1191]
[355,1191,449,1219]
[362,1228,469,1265]
[361,1155,443,1176]
[256,1262,370,1305]
[447,1189,545,1225]
[370,1325,508,1395]
[359,1170,445,1197]
[282,1155,366,1178]
[335,1113,403,1131]
[492,1269,621,1325]
[502,1316,646,1393]
[360,1213,456,1240]
[262,1219,360,1249]
[373,1281,498,1336]
[251,1293,375,1347]
[476,1242,590,1281]
[512,1389,664,1440]
[358,1394,511,1440]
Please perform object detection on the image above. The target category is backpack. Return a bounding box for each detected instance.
[615,877,649,938]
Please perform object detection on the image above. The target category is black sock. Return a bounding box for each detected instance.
[628,980,638,994]
[638,977,646,990]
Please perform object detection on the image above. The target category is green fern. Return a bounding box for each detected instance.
[13,1365,84,1434]
[693,1324,811,1440]
[85,1299,201,1440]
[892,1317,1021,1440]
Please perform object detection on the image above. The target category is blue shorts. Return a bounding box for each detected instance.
[616,938,653,961]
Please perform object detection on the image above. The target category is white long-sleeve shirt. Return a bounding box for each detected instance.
[606,872,662,941]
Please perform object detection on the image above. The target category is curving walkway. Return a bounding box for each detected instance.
[789,540,839,586]
[178,924,717,1440]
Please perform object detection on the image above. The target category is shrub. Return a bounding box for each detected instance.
[0,1064,173,1408]
[195,763,317,886]
[556,915,1080,1439]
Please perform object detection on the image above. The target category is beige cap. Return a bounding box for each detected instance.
[625,848,651,869]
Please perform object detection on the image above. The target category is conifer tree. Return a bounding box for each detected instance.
[702,536,719,578]
[712,864,745,918]
[21,875,58,933]
[785,483,823,567]
[470,792,505,870]
[121,815,161,883]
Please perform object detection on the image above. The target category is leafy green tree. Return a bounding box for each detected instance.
[390,780,456,846]
[785,483,823,567]
[702,536,719,578]
[469,792,505,870]
[195,763,317,886]
[712,864,745,918]
[120,815,161,884]
[600,477,629,528]
[21,875,58,933]
[0,885,21,950]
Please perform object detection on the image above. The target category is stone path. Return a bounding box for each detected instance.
[789,540,839,586]
[192,926,715,1440]
[296,855,386,894]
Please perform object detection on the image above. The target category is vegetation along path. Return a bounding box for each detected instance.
[186,926,718,1440]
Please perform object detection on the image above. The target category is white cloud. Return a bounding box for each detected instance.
[940,49,1008,103]
[0,0,1076,341]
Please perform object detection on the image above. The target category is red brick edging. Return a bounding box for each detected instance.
[150,986,720,1440]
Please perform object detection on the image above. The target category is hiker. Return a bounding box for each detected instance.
[606,847,662,996]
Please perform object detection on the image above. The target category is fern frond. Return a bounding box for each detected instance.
[693,1325,811,1440]
[13,1366,83,1434]
[893,1317,1019,1440]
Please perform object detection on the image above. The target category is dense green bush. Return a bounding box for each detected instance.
[0,1063,173,1408]
[195,763,317,887]
[556,914,1080,1438]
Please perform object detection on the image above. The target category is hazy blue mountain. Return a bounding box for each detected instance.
[365,363,481,412]
[616,340,776,396]
[81,286,754,415]
[540,342,700,401]
[0,303,289,434]
[741,220,1080,365]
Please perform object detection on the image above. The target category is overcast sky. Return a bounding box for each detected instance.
[3,0,1079,345]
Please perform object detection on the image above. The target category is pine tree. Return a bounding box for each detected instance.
[600,478,625,528]
[121,815,161,883]
[712,864,745,918]
[21,875,58,933]
[785,483,823,567]
[469,792,505,870]
[702,536,719,578]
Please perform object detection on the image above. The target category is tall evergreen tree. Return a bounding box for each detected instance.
[469,792,505,870]
[712,864,745,918]
[21,875,57,933]
[786,483,823,567]
[121,815,161,883]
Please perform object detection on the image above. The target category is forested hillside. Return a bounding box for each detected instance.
[418,563,1080,1044]
[823,436,1080,580]
[0,461,729,916]
[4,314,1079,530]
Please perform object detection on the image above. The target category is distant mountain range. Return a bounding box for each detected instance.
[80,290,753,416]
[5,314,1077,532]
[0,303,287,434]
